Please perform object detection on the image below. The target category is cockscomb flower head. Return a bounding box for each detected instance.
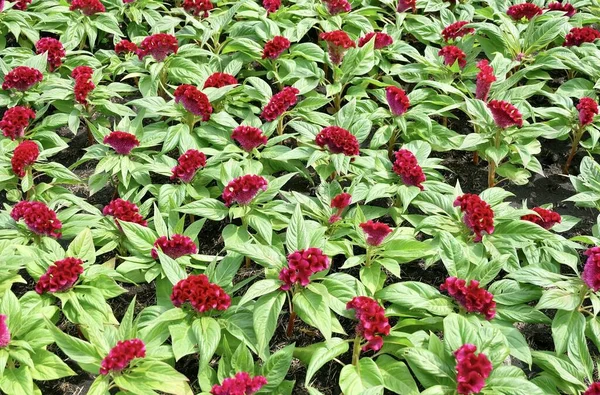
[507,3,542,21]
[577,97,599,126]
[115,40,138,55]
[441,277,496,320]
[103,131,139,155]
[279,248,330,290]
[260,86,299,121]
[397,0,416,12]
[386,86,410,116]
[521,207,561,230]
[563,27,600,47]
[100,339,146,375]
[0,315,9,348]
[476,60,496,101]
[442,21,475,42]
[232,126,268,151]
[103,199,147,227]
[152,234,198,260]
[204,72,238,89]
[438,45,467,68]
[323,0,351,15]
[547,2,575,16]
[346,296,391,352]
[320,30,355,65]
[360,220,392,246]
[454,344,492,395]
[35,257,84,294]
[13,0,32,10]
[210,372,267,395]
[222,174,268,206]
[71,66,95,105]
[11,140,38,178]
[2,66,43,91]
[329,192,351,223]
[137,34,178,61]
[585,383,600,395]
[358,32,393,49]
[315,126,360,156]
[11,201,62,238]
[262,36,291,59]
[393,149,425,190]
[171,274,231,313]
[454,194,494,242]
[171,149,206,182]
[583,247,600,291]
[183,0,213,17]
[69,0,105,15]
[36,38,66,72]
[0,106,36,140]
[263,0,280,13]
[487,100,523,128]
[174,85,213,121]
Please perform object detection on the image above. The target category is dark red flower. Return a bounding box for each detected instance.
[171,274,231,313]
[329,192,351,223]
[174,84,213,121]
[585,382,600,395]
[152,234,198,260]
[507,3,542,21]
[171,149,206,182]
[386,86,410,116]
[13,0,32,10]
[475,60,496,101]
[35,257,84,294]
[11,201,62,238]
[263,0,280,13]
[487,100,523,128]
[103,198,147,227]
[103,131,139,155]
[320,30,356,65]
[578,97,599,126]
[442,21,475,42]
[392,149,425,190]
[584,247,600,291]
[454,194,494,242]
[137,34,178,61]
[0,315,9,348]
[11,140,38,178]
[100,339,146,375]
[182,0,213,17]
[69,0,105,15]
[454,344,492,395]
[115,40,138,55]
[438,45,467,68]
[547,2,575,17]
[204,72,238,89]
[397,0,416,12]
[279,248,330,290]
[441,277,496,320]
[260,86,299,121]
[71,66,95,105]
[222,174,268,206]
[315,126,360,156]
[346,296,391,352]
[0,106,36,140]
[360,220,392,246]
[521,207,561,230]
[563,27,600,47]
[232,126,268,151]
[358,32,393,49]
[211,372,267,395]
[323,0,351,15]
[262,36,291,59]
[2,66,43,91]
[36,38,66,72]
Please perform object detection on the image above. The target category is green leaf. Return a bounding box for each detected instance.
[87,375,110,395]
[254,291,286,360]
[178,199,229,221]
[192,317,221,374]
[0,365,34,395]
[304,338,349,386]
[341,40,375,79]
[339,358,384,395]
[29,349,76,381]
[157,251,187,285]
[376,355,419,395]
[536,289,581,311]
[286,204,309,252]
[45,319,102,374]
[261,344,294,391]
[294,287,332,340]
[238,279,282,307]
[437,231,465,278]
[403,348,454,387]
[66,228,95,264]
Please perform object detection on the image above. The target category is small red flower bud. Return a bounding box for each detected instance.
[211,372,267,395]
[397,0,415,12]
[36,38,66,72]
[547,2,575,17]
[521,207,561,230]
[507,3,542,21]
[260,86,299,121]
[204,72,238,89]
[262,36,291,59]
[0,315,9,348]
[441,277,496,320]
[475,60,496,101]
[320,30,355,65]
[386,86,410,116]
[263,0,280,13]
[441,21,475,42]
[360,220,392,246]
[100,339,146,375]
[585,382,600,395]
[454,194,494,242]
[174,84,213,121]
[115,40,138,55]
[329,192,351,223]
[152,234,198,260]
[577,97,599,126]
[69,0,105,15]
[392,149,425,189]
[323,0,351,15]
[137,34,178,62]
[103,131,139,155]
[71,66,95,105]
[183,0,213,17]
[487,100,523,128]
[358,32,393,49]
[438,45,466,68]
[103,199,147,227]
[583,247,600,291]
[454,344,492,395]
[563,27,600,47]
[232,126,268,151]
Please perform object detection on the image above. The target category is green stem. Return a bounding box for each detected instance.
[352,335,362,367]
[487,128,502,188]
[334,93,341,113]
[387,131,397,161]
[277,117,284,136]
[185,112,197,132]
[365,247,372,267]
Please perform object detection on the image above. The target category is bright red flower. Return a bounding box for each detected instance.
[578,97,599,126]
[323,0,351,15]
[152,234,198,260]
[211,372,267,395]
[103,131,139,155]
[397,0,416,12]
[583,247,600,291]
[71,66,95,105]
[521,207,561,230]
[222,174,268,206]
[386,86,410,116]
[0,106,36,140]
[262,36,291,59]
[393,149,425,190]
[454,194,494,242]
[329,192,351,223]
[183,0,213,17]
[115,40,138,55]
[563,27,600,47]
[35,257,84,294]
[100,339,146,375]
[279,248,330,290]
[438,45,467,68]
[13,0,32,10]
[103,198,147,227]
[2,66,43,91]
[547,2,575,16]
[11,140,38,177]
[346,296,391,352]
[260,86,299,121]
[174,84,213,121]
[585,382,600,395]
[69,0,105,15]
[11,201,62,238]
[475,60,496,101]
[442,21,475,42]
[358,32,393,49]
[507,3,542,21]
[320,30,355,65]
[171,149,206,182]
[360,220,392,246]
[263,0,280,13]
[171,274,231,312]
[0,315,9,348]
[36,38,66,72]
[441,277,496,320]
[204,72,238,89]
[454,344,492,395]
[487,100,523,128]
[137,34,178,61]
[231,126,268,151]
[315,126,360,156]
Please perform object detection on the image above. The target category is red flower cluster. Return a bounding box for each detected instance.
[487,100,523,128]
[475,60,496,101]
[2,66,43,91]
[100,339,146,375]
[279,248,330,290]
[103,198,147,227]
[329,192,351,223]
[35,257,84,294]
[69,0,105,15]
[320,30,355,65]
[183,0,213,17]
[323,0,351,15]
[0,106,36,140]
[137,34,179,61]
[585,383,600,395]
[547,2,575,16]
[358,32,393,49]
[262,36,291,59]
[392,149,425,190]
[263,0,280,13]
[521,207,561,230]
[438,45,466,68]
[115,40,138,55]
[174,84,213,121]
[397,0,416,12]
[583,247,600,291]
[315,126,360,156]
[454,344,492,395]
[441,277,496,320]
[507,3,542,21]
[11,201,62,238]
[36,38,66,72]
[171,149,206,182]
[577,97,599,126]
[13,0,32,10]
[72,66,95,105]
[260,86,299,121]
[454,194,494,242]
[360,220,392,246]
[11,140,39,177]
[171,274,231,313]
[222,174,268,206]
[386,86,410,116]
[204,72,238,89]
[0,315,9,348]
[152,234,198,260]
[441,21,475,42]
[232,126,268,151]
[103,131,139,155]
[346,296,391,352]
[211,372,267,395]
[563,27,600,47]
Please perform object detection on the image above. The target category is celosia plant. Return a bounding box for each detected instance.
[231,125,268,151]
[151,234,198,259]
[441,277,496,320]
[2,66,43,91]
[262,0,280,13]
[563,27,600,47]
[137,33,179,61]
[322,0,351,15]
[583,247,600,291]
[320,30,355,65]
[35,38,65,71]
[115,40,138,55]
[103,198,147,227]
[171,149,206,182]
[35,257,84,294]
[182,0,213,17]
[204,72,238,88]
[11,201,62,238]
[547,1,575,16]
[210,372,267,395]
[171,274,231,312]
[346,296,391,353]
[521,207,561,230]
[397,0,415,12]
[279,248,330,290]
[441,21,474,42]
[100,339,146,375]
[69,0,105,15]
[103,131,139,154]
[11,139,39,177]
[438,45,466,68]
[392,149,425,190]
[360,220,392,247]
[475,60,496,101]
[487,100,523,129]
[0,106,36,140]
[174,84,213,122]
[507,3,542,21]
[71,66,95,105]
[357,32,393,49]
[260,86,299,122]
[222,174,268,206]
[585,383,600,395]
[262,36,291,59]
[454,344,492,394]
[329,192,351,223]
[315,126,360,156]
[454,194,494,241]
[0,315,9,348]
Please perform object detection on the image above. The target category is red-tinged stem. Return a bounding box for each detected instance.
[564,125,584,174]
[286,292,296,337]
[387,131,397,162]
[245,256,251,269]
[473,152,479,165]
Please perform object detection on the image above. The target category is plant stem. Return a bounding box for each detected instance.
[277,117,284,136]
[286,292,296,337]
[473,151,479,165]
[387,131,397,161]
[352,335,361,367]
[334,93,341,113]
[487,128,502,187]
[185,112,197,131]
[564,125,584,174]
[365,247,372,267]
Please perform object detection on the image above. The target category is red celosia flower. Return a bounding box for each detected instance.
[438,45,467,68]
[2,66,43,91]
[36,38,66,72]
[487,100,523,128]
[69,0,105,15]
[71,66,93,80]
[11,140,39,178]
[442,21,475,42]
[11,201,62,238]
[71,66,95,105]
[232,126,268,151]
[454,194,494,242]
[103,198,147,227]
[0,315,9,348]
[441,277,496,320]
[454,344,492,395]
[547,2,576,16]
[346,296,391,352]
[262,36,291,59]
[329,192,351,223]
[103,131,139,155]
[0,0,4,12]
[123,0,134,3]
[315,126,360,156]
[360,220,392,246]
[152,234,198,260]
[182,0,213,17]
[507,3,542,21]
[13,0,32,10]
[583,247,600,291]
[392,149,425,190]
[174,84,213,121]
[35,257,84,294]
[323,0,351,15]
[521,207,561,230]
[475,60,496,101]
[263,0,280,13]
[358,32,393,49]
[171,274,231,312]
[260,86,299,121]
[386,86,410,116]
[320,30,355,65]
[222,174,268,206]
[578,97,599,126]
[137,34,178,61]
[563,27,600,47]
[204,72,238,89]
[100,339,146,375]
[585,383,600,395]
[0,106,36,140]
[211,372,267,395]
[279,248,330,290]
[397,0,416,12]
[115,40,138,55]
[171,149,206,182]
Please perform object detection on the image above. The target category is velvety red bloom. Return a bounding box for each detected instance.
[346,296,391,352]
[0,106,36,140]
[386,86,410,116]
[320,30,355,65]
[100,339,146,375]
[222,174,268,206]
[183,0,213,17]
[174,84,213,121]
[315,126,360,156]
[263,0,280,13]
[35,257,84,294]
[171,274,231,313]
[69,0,105,15]
[11,140,38,178]
[441,277,496,320]
[262,36,291,59]
[260,86,299,121]
[211,372,267,395]
[454,194,494,242]
[563,27,600,47]
[36,38,66,72]
[71,66,95,105]
[2,66,43,91]
[521,207,561,230]
[397,0,416,12]
[438,45,466,68]
[204,72,238,89]
[454,344,492,395]
[487,100,523,128]
[103,198,147,227]
[137,34,178,61]
[323,0,351,15]
[13,0,32,10]
[123,0,134,3]
[232,126,268,151]
[393,149,425,190]
[329,192,351,223]
[442,21,475,42]
[279,248,330,290]
[360,220,392,246]
[71,66,93,80]
[152,234,198,260]
[585,383,600,395]
[11,201,62,238]
[0,0,4,12]
[547,2,575,16]
[103,131,139,155]
[0,315,9,348]
[507,3,542,20]
[578,97,599,126]
[475,60,496,101]
[583,247,600,291]
[115,40,138,55]
[171,149,206,182]
[358,32,393,49]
